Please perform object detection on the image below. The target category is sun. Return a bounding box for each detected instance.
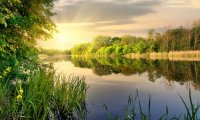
[39,23,99,50]
[55,33,69,44]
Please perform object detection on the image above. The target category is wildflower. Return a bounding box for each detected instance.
[6,67,11,72]
[18,80,22,84]
[19,88,24,94]
[11,79,17,85]
[16,95,22,100]
[3,71,7,76]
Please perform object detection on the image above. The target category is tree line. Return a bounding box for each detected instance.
[71,20,200,56]
[71,57,200,90]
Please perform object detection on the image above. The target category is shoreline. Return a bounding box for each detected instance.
[124,51,200,61]
[70,51,200,61]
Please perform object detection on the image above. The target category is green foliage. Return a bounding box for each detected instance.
[0,0,89,119]
[0,66,87,119]
[86,44,97,54]
[147,41,158,52]
[71,43,90,55]
[132,40,147,53]
[93,35,112,49]
[0,0,57,79]
[122,45,132,54]
[120,35,136,45]
[112,37,121,45]
[115,46,123,55]
[105,46,115,55]
[71,20,200,56]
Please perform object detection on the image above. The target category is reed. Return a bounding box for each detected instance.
[104,89,200,120]
[0,66,87,120]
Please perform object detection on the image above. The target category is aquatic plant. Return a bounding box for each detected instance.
[104,90,200,120]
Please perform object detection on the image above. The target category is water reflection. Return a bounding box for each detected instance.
[45,56,200,120]
[71,56,200,90]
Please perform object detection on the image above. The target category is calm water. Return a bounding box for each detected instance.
[43,56,200,120]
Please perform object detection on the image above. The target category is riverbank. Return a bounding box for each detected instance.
[0,66,87,119]
[125,51,200,61]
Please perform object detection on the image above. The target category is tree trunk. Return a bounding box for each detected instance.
[194,28,198,50]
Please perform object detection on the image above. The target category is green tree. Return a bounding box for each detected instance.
[111,37,121,45]
[93,35,112,49]
[132,40,147,53]
[105,46,115,55]
[120,35,136,45]
[147,29,155,41]
[122,45,132,54]
[115,46,123,55]
[0,0,57,78]
[191,20,200,50]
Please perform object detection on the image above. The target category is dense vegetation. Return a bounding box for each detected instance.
[0,0,87,119]
[0,0,57,78]
[0,66,87,119]
[71,20,200,56]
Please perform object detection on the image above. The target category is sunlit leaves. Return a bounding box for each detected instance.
[0,0,57,79]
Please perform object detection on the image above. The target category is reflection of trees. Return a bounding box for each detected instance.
[161,79,175,90]
[71,56,200,90]
[92,63,112,76]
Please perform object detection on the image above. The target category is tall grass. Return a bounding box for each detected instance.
[104,90,200,120]
[0,66,87,120]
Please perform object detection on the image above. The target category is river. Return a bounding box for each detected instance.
[42,56,200,120]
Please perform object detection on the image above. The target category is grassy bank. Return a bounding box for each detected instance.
[0,66,87,119]
[125,51,200,61]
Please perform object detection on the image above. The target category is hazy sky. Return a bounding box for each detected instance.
[38,0,200,50]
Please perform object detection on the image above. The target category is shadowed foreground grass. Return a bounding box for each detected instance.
[0,66,87,120]
[104,90,200,120]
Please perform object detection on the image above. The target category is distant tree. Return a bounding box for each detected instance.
[115,46,123,55]
[111,37,121,45]
[192,20,200,50]
[147,29,155,41]
[93,35,112,49]
[147,29,158,52]
[132,40,147,53]
[120,35,136,45]
[122,45,132,54]
[105,46,115,55]
[86,44,96,54]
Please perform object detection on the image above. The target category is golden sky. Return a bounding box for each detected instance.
[38,0,200,50]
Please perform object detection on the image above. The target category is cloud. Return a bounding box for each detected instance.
[53,0,162,25]
[52,0,200,38]
[162,0,200,8]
